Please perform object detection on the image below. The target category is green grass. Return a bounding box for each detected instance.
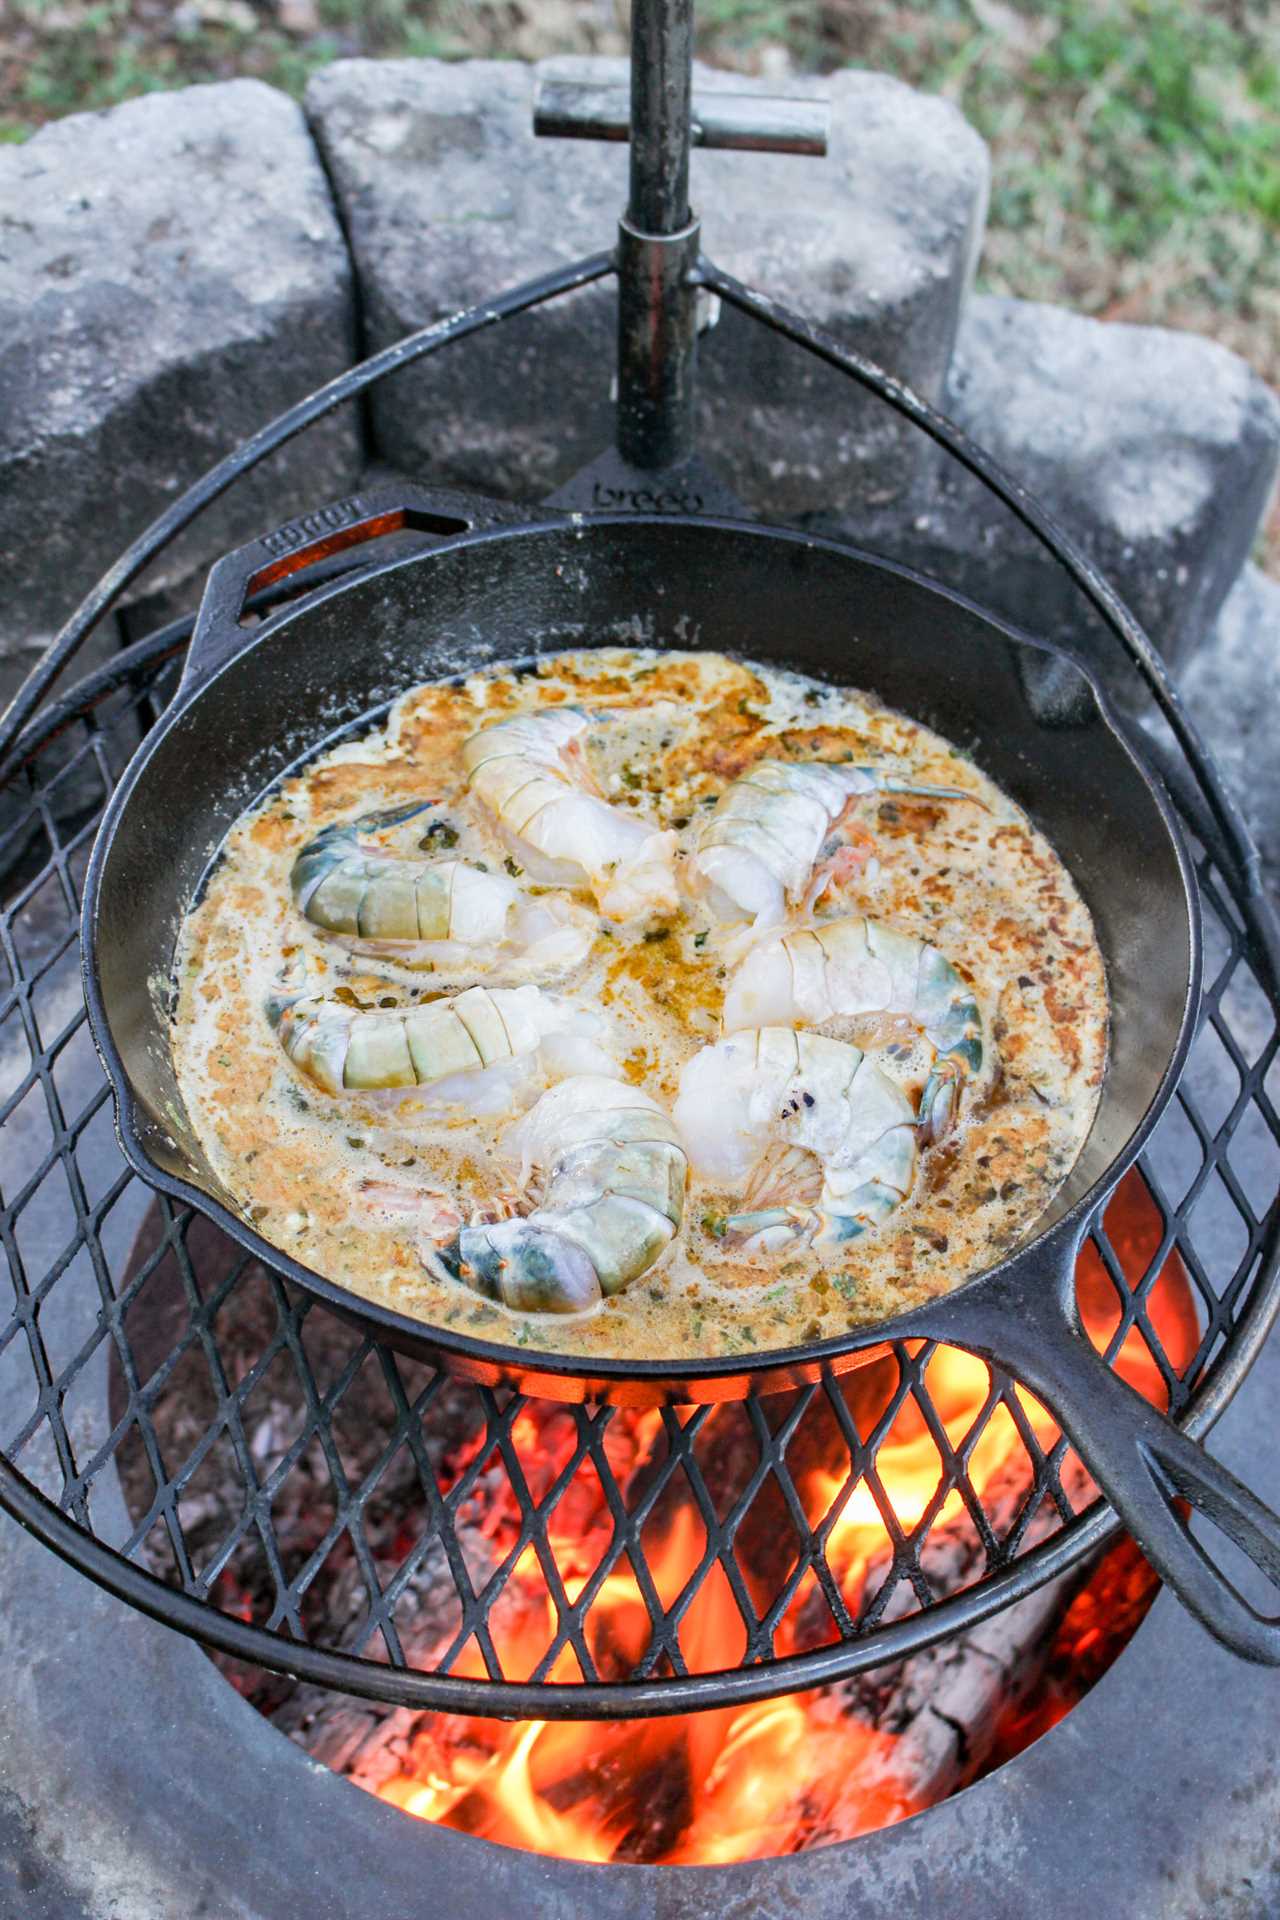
[8,0,1271,317]
[956,1,1280,305]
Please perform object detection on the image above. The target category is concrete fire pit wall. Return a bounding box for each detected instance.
[1,58,1277,846]
[0,80,361,695]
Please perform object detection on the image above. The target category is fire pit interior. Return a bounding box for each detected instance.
[106,1172,1198,1862]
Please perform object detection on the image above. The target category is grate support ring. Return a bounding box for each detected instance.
[0,264,1277,1718]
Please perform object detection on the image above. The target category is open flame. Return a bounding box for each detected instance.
[369,1172,1198,1862]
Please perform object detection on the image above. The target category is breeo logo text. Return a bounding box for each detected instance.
[591,481,704,514]
[259,498,366,557]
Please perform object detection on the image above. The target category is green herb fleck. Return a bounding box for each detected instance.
[701,1211,727,1240]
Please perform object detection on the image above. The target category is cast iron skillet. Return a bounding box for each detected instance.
[82,481,1280,1661]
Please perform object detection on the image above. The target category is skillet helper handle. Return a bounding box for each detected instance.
[184,482,533,689]
[1028,1329,1280,1663]
[929,1229,1280,1664]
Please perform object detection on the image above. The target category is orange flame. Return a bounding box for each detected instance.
[372,1171,1199,1863]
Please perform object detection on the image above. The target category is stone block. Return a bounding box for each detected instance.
[947,298,1280,670]
[830,296,1280,693]
[1181,565,1280,886]
[0,80,362,712]
[304,55,988,515]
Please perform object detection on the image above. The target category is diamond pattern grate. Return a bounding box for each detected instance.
[1,631,1278,1720]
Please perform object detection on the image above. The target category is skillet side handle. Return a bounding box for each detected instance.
[925,1223,1280,1665]
[183,482,540,690]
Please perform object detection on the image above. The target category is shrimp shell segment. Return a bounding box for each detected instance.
[426,1076,689,1314]
[291,812,593,976]
[462,708,678,921]
[723,913,984,1142]
[674,1027,919,1253]
[274,984,591,1096]
[687,759,976,927]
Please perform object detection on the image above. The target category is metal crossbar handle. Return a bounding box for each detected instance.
[534,78,829,156]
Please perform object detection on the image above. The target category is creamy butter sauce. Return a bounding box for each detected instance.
[172,649,1108,1361]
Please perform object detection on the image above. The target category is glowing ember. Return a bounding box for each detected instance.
[365,1171,1199,1864]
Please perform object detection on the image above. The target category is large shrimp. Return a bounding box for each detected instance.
[673,1027,918,1255]
[292,806,594,975]
[424,1075,688,1314]
[462,709,678,922]
[272,983,614,1110]
[722,914,984,1143]
[686,759,978,930]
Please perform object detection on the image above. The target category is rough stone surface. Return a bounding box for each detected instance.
[833,296,1280,689]
[0,80,362,709]
[304,55,988,514]
[1182,563,1280,884]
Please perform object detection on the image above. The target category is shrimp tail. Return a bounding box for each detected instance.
[687,759,986,929]
[425,1220,603,1315]
[421,1075,687,1313]
[916,944,984,1140]
[274,983,608,1099]
[722,1205,808,1253]
[918,1064,957,1145]
[814,1176,912,1242]
[463,708,678,921]
[726,1178,906,1250]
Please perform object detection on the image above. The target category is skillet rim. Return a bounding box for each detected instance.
[80,510,1203,1402]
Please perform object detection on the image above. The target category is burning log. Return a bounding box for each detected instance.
[285,1406,1105,1865]
[792,1448,1099,1845]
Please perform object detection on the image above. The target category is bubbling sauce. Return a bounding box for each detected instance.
[172,650,1108,1361]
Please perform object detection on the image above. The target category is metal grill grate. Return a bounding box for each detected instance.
[1,623,1278,1719]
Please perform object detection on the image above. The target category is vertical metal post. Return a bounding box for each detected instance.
[615,0,701,471]
[627,0,692,231]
